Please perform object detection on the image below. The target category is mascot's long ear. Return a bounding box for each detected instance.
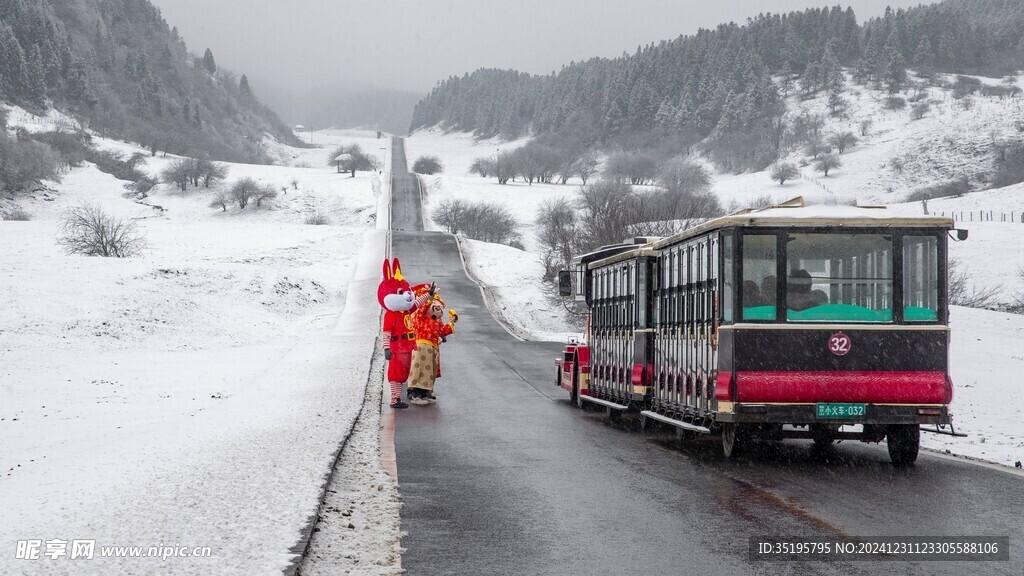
[392,258,404,282]
[382,259,392,280]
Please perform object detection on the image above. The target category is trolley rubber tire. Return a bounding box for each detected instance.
[722,423,739,458]
[887,425,920,466]
[811,424,837,449]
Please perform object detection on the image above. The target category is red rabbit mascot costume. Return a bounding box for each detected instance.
[378,258,430,409]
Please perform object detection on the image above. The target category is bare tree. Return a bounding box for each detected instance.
[576,180,638,250]
[329,144,376,177]
[230,177,259,209]
[161,158,192,191]
[469,157,496,178]
[198,160,229,188]
[57,203,146,257]
[209,192,229,212]
[770,162,800,185]
[949,258,1002,308]
[290,178,299,190]
[432,197,471,234]
[828,132,858,154]
[859,119,874,136]
[495,151,517,184]
[535,197,578,279]
[575,152,600,185]
[604,151,659,185]
[255,184,278,207]
[657,157,711,194]
[814,153,842,177]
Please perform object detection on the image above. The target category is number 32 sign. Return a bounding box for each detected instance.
[829,332,851,356]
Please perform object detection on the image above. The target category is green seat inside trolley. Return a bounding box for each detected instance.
[742,305,937,323]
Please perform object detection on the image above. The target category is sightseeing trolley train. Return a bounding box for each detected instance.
[556,198,966,465]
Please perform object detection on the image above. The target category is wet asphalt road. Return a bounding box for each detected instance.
[388,138,1023,576]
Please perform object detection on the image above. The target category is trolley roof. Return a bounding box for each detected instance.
[588,196,954,270]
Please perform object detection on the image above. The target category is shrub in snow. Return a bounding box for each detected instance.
[910,101,930,120]
[992,143,1024,188]
[949,258,1001,309]
[290,178,299,190]
[859,119,873,136]
[905,178,970,202]
[432,198,521,247]
[814,153,841,177]
[3,208,32,221]
[412,155,443,175]
[57,203,146,258]
[890,156,905,173]
[305,213,330,225]
[884,96,906,110]
[0,136,60,192]
[770,162,799,185]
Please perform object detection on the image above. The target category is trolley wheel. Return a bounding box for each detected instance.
[810,424,837,449]
[722,423,741,458]
[887,425,920,466]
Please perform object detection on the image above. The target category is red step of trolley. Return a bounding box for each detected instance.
[557,197,967,465]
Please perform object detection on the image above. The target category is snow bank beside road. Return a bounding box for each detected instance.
[0,120,388,574]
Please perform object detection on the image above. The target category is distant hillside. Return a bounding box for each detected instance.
[411,0,1024,170]
[0,0,300,163]
[261,84,422,136]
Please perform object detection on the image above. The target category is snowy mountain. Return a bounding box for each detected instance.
[0,0,299,163]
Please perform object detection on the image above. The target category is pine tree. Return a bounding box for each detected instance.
[913,37,935,68]
[882,45,907,94]
[26,44,47,107]
[66,57,90,104]
[779,61,793,96]
[202,48,216,74]
[240,74,251,97]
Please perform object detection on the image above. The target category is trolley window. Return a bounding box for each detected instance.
[722,233,734,322]
[903,235,939,322]
[785,233,893,323]
[741,235,778,321]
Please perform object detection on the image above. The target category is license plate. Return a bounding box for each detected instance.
[816,403,866,419]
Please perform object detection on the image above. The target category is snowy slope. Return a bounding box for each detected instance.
[0,108,393,574]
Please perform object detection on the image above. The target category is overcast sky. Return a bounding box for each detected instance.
[151,0,925,95]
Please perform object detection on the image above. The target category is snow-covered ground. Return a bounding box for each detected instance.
[713,72,1024,208]
[1,107,395,574]
[405,130,582,342]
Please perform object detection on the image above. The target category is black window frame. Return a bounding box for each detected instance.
[732,227,948,325]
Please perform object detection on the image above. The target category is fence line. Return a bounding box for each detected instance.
[938,210,1024,223]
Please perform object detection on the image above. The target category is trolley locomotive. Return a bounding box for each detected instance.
[556,198,964,465]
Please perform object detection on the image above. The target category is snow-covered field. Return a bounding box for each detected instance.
[408,71,1024,469]
[1,109,398,574]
